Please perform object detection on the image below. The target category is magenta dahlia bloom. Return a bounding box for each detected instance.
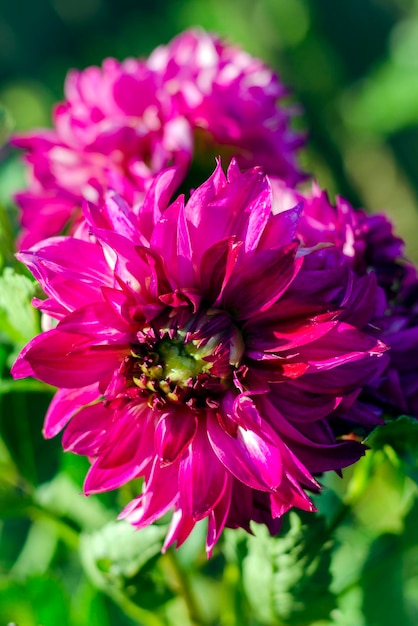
[13,29,304,248]
[12,57,191,248]
[12,162,387,554]
[148,29,304,182]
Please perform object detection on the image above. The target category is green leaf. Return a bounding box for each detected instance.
[0,389,58,485]
[242,512,337,625]
[367,416,418,482]
[35,472,112,532]
[361,533,413,626]
[0,267,39,348]
[10,518,58,579]
[80,521,173,611]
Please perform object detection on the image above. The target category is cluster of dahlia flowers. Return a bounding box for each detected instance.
[11,29,418,554]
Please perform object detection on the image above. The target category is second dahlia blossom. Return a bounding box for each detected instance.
[272,181,418,420]
[12,161,387,554]
[13,29,304,248]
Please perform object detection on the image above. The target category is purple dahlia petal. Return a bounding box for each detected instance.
[206,475,233,556]
[186,166,270,260]
[15,192,77,250]
[61,402,113,455]
[220,243,302,319]
[262,400,366,473]
[293,352,389,395]
[199,236,241,303]
[267,385,343,422]
[258,204,303,250]
[152,196,195,287]
[270,477,316,517]
[136,166,182,240]
[155,408,198,466]
[95,230,152,295]
[84,405,155,494]
[17,237,112,312]
[294,324,388,372]
[179,422,230,520]
[43,383,100,438]
[57,301,133,340]
[245,315,338,354]
[120,459,179,528]
[12,329,127,388]
[85,193,145,245]
[207,411,283,491]
[162,507,195,552]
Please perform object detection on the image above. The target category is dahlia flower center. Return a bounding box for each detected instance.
[126,319,244,410]
[157,337,212,386]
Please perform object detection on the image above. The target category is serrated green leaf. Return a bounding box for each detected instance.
[81,521,167,583]
[367,416,418,482]
[80,520,173,614]
[243,512,337,626]
[0,267,39,347]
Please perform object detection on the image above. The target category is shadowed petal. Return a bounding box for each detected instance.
[155,408,198,466]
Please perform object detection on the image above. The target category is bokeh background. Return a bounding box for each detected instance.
[0,1,418,625]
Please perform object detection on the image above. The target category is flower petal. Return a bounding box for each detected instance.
[207,411,283,491]
[155,408,197,466]
[12,329,127,388]
[43,383,100,438]
[179,421,230,520]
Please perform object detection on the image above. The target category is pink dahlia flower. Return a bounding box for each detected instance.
[12,57,191,248]
[148,29,304,182]
[13,29,304,248]
[12,161,387,554]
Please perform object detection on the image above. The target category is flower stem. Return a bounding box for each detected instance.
[164,548,206,626]
[106,587,167,626]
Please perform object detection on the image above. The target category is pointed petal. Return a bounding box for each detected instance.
[207,412,283,491]
[120,459,178,528]
[221,244,302,319]
[155,408,197,466]
[12,329,126,388]
[206,474,232,556]
[43,383,100,438]
[162,507,195,552]
[179,422,229,520]
[84,404,155,493]
[61,401,113,455]
[17,237,112,312]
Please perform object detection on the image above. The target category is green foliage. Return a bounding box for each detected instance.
[80,521,174,615]
[0,267,39,349]
[367,415,418,482]
[242,513,336,625]
[0,575,70,626]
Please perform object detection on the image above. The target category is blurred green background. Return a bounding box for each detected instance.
[0,1,418,625]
